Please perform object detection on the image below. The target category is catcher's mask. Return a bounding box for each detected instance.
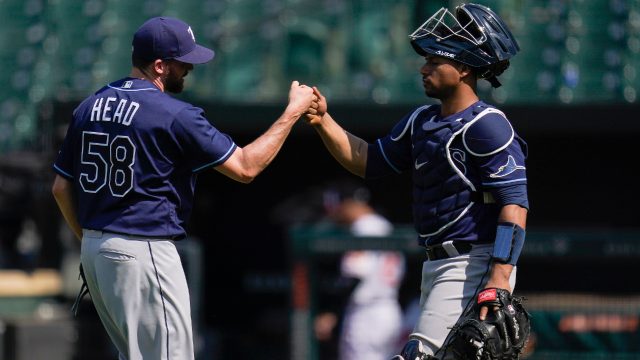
[409,3,519,88]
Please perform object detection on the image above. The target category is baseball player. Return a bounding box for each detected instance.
[305,3,528,359]
[51,17,315,360]
[319,181,406,360]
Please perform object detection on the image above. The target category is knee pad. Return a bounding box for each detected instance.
[390,339,435,360]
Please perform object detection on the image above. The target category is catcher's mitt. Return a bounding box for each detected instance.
[446,288,531,360]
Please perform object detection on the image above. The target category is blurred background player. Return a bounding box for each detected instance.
[314,180,406,360]
[305,3,528,359]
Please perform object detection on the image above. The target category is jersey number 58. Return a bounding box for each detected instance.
[80,131,135,197]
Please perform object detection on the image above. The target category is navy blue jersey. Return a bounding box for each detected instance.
[366,101,528,245]
[53,78,236,238]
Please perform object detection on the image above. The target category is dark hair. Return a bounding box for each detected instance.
[323,179,371,204]
[132,54,154,70]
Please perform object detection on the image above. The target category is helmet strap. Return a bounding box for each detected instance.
[487,76,502,88]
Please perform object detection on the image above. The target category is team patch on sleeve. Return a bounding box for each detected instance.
[489,155,526,178]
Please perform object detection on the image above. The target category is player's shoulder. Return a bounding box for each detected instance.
[462,102,514,156]
[390,104,440,140]
[410,103,440,120]
[157,93,197,114]
[120,80,204,120]
[75,83,110,109]
[165,98,205,122]
[73,86,109,118]
[398,104,440,122]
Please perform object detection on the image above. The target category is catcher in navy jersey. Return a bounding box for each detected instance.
[51,17,316,360]
[306,3,530,359]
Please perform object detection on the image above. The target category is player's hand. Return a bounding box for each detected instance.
[479,299,501,321]
[305,86,327,126]
[479,265,512,320]
[314,312,338,341]
[287,81,315,118]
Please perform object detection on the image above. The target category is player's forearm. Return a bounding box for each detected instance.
[485,204,528,292]
[51,176,83,241]
[238,110,299,180]
[312,113,368,178]
[498,204,528,229]
[485,262,513,292]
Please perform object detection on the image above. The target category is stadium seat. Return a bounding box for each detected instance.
[0,0,638,150]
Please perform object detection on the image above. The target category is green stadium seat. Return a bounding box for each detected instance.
[0,0,639,151]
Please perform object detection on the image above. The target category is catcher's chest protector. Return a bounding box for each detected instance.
[410,105,485,241]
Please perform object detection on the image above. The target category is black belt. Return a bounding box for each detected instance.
[425,240,474,261]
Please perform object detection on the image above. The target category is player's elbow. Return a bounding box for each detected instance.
[237,167,261,184]
[222,167,257,184]
[234,162,262,183]
[214,163,258,184]
[217,148,262,184]
[236,173,256,184]
[51,176,70,199]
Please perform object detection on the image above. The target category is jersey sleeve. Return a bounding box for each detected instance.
[171,106,237,173]
[365,111,416,179]
[52,114,78,180]
[491,183,529,209]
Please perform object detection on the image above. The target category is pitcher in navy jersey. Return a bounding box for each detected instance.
[306,4,529,359]
[51,17,315,360]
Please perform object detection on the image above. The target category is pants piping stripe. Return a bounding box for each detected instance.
[148,241,170,359]
[435,259,492,359]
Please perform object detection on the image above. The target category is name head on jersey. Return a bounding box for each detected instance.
[132,17,215,64]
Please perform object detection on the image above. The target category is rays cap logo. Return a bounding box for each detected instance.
[132,17,215,64]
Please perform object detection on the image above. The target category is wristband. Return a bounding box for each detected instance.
[492,222,525,265]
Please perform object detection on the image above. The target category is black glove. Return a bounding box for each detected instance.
[446,288,531,360]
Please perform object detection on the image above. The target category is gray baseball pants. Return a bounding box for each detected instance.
[80,229,194,360]
[409,243,517,359]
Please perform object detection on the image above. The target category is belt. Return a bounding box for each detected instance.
[83,229,182,241]
[425,240,474,261]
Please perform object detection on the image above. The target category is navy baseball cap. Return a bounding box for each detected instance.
[132,17,215,64]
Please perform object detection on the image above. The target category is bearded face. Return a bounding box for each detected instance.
[420,55,467,100]
[163,60,194,94]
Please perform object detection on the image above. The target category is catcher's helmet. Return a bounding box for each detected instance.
[409,3,519,87]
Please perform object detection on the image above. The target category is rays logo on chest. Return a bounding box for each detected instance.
[450,148,467,175]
